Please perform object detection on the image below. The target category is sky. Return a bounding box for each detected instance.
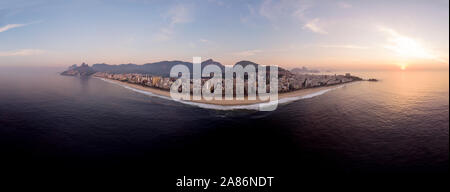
[0,0,449,70]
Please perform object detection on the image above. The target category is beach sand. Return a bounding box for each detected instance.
[99,78,345,106]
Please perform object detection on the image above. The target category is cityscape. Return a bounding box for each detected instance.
[63,62,362,96]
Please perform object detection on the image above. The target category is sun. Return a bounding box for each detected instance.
[400,64,407,70]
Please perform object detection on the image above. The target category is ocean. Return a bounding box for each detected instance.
[0,67,448,185]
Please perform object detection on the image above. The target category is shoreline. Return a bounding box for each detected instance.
[96,77,353,109]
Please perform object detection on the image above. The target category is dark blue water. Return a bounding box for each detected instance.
[0,67,448,185]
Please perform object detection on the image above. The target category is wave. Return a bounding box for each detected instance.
[97,77,347,111]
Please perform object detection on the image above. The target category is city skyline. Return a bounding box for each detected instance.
[0,0,449,70]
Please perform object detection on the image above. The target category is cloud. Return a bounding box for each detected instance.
[234,49,263,56]
[153,27,173,41]
[207,0,225,6]
[292,5,310,21]
[0,23,26,32]
[154,4,192,41]
[379,26,447,63]
[0,49,45,57]
[0,20,43,33]
[240,4,257,24]
[338,2,352,8]
[258,0,278,21]
[199,38,211,43]
[259,0,310,21]
[319,45,368,49]
[254,0,329,34]
[254,0,312,29]
[168,4,192,26]
[303,18,327,34]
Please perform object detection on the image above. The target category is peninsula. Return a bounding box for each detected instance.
[61,60,365,106]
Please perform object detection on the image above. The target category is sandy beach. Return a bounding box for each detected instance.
[98,78,348,107]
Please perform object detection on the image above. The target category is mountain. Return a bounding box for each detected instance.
[234,60,259,68]
[234,60,291,77]
[91,59,224,77]
[61,59,290,77]
[201,59,225,71]
[61,63,96,76]
[92,61,192,76]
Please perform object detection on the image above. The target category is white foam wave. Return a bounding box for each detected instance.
[97,77,347,111]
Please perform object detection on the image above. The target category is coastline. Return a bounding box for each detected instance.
[96,77,352,110]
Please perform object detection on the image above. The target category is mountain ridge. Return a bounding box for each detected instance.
[61,59,291,77]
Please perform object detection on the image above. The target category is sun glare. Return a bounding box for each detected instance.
[387,36,434,60]
[381,27,440,63]
[400,64,407,70]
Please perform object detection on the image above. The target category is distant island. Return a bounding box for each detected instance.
[61,59,366,106]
